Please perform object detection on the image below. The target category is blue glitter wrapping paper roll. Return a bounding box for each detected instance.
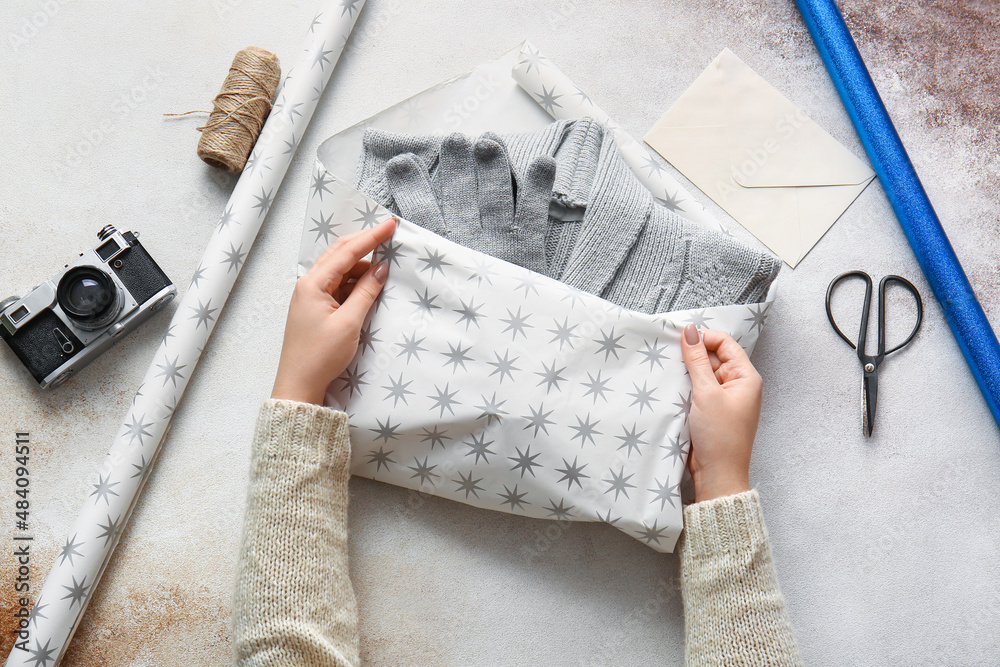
[795,0,1000,428]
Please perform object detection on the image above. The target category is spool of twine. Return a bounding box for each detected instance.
[195,46,281,173]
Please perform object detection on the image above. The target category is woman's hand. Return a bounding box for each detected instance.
[679,324,763,502]
[271,218,397,405]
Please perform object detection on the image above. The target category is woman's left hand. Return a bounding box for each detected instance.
[271,218,396,405]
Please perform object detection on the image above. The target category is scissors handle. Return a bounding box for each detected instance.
[878,275,923,355]
[825,271,923,361]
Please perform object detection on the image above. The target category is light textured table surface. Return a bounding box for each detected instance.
[1,0,998,665]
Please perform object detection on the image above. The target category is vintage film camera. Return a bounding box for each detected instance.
[0,225,176,389]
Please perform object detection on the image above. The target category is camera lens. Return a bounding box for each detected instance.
[57,266,122,329]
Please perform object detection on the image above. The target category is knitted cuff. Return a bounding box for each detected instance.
[253,399,352,471]
[681,489,768,559]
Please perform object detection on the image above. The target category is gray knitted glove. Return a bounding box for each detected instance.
[385,132,556,274]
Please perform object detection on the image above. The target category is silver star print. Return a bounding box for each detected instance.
[245,150,272,177]
[409,287,442,314]
[518,45,547,74]
[636,520,669,545]
[28,598,47,628]
[744,303,769,332]
[369,417,402,444]
[311,43,336,70]
[468,256,496,286]
[189,263,207,289]
[377,239,405,267]
[359,323,381,354]
[555,456,590,490]
[395,333,427,362]
[96,513,122,546]
[189,298,217,330]
[366,446,396,473]
[27,637,58,667]
[508,445,542,478]
[475,392,508,425]
[687,310,712,328]
[131,454,151,479]
[417,247,452,278]
[536,85,563,114]
[638,337,669,370]
[454,470,485,499]
[441,342,474,373]
[309,211,337,244]
[581,370,612,403]
[568,413,602,447]
[597,508,621,525]
[603,466,637,501]
[500,307,532,340]
[90,473,120,505]
[515,272,542,297]
[58,534,84,566]
[593,328,626,361]
[156,355,187,387]
[572,85,592,107]
[534,361,567,393]
[616,424,648,458]
[339,0,361,16]
[453,298,484,330]
[429,383,461,417]
[464,432,497,464]
[640,153,666,176]
[419,425,449,450]
[408,456,440,486]
[486,350,520,384]
[655,189,684,212]
[661,434,688,465]
[545,497,575,520]
[217,204,237,231]
[628,381,661,414]
[547,317,579,350]
[123,413,153,447]
[352,201,382,229]
[673,391,692,423]
[381,374,414,407]
[282,132,301,156]
[522,404,555,437]
[497,484,530,511]
[252,187,275,216]
[310,169,334,201]
[340,364,367,398]
[649,478,681,510]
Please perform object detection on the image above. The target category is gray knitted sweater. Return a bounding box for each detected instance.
[355,118,780,314]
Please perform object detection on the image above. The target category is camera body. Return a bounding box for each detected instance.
[0,225,176,389]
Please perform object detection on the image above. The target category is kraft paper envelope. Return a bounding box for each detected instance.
[644,48,875,267]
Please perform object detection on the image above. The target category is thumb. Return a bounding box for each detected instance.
[338,261,389,327]
[681,324,719,394]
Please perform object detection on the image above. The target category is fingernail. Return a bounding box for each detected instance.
[373,261,389,284]
[684,324,699,345]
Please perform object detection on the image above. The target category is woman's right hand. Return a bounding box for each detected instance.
[679,324,763,502]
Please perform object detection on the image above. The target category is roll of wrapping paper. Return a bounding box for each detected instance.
[8,3,365,665]
[794,0,1000,428]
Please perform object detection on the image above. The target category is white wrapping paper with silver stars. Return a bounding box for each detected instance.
[7,4,365,666]
[297,42,775,554]
[304,177,772,554]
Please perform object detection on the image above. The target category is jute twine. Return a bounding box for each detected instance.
[192,46,281,173]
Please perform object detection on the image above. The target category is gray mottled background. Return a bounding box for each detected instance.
[0,0,998,665]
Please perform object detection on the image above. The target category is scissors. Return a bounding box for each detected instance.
[825,271,923,436]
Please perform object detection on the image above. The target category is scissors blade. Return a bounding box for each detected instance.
[862,370,878,437]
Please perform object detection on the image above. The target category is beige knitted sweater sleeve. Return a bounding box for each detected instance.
[679,490,802,666]
[232,399,360,667]
[233,400,800,666]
